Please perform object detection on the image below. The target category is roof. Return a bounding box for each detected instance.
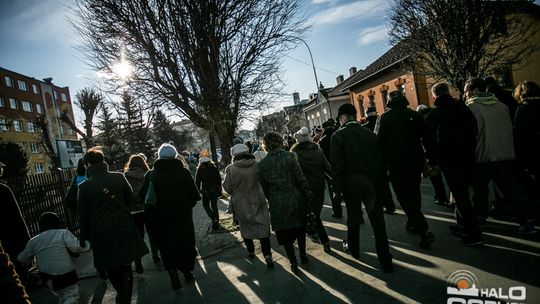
[328,69,363,97]
[341,42,409,92]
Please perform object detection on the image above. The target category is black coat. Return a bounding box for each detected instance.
[0,182,30,264]
[425,94,478,169]
[78,162,148,270]
[377,104,426,174]
[318,127,335,160]
[195,162,222,196]
[361,115,378,132]
[140,158,199,272]
[330,121,386,224]
[291,141,331,214]
[514,97,540,175]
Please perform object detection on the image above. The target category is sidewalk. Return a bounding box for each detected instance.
[27,181,540,303]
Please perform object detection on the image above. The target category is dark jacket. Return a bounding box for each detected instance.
[258,149,313,231]
[330,120,386,224]
[0,182,30,268]
[77,162,148,270]
[361,115,378,132]
[514,97,540,175]
[139,158,199,271]
[488,85,518,123]
[318,127,335,160]
[425,94,477,169]
[291,141,331,214]
[195,162,222,196]
[124,167,147,212]
[376,104,426,173]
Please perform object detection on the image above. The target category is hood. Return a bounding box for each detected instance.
[465,93,499,106]
[86,162,109,178]
[124,167,146,179]
[291,141,319,157]
[233,157,257,168]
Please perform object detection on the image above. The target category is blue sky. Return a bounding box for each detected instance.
[0,0,392,126]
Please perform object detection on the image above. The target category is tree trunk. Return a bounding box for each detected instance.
[215,124,234,167]
[209,131,218,163]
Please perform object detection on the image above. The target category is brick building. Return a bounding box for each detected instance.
[0,67,77,174]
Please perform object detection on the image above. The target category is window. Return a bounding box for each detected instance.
[17,80,28,91]
[398,84,405,94]
[30,142,40,153]
[22,101,32,112]
[27,121,35,133]
[9,98,17,109]
[381,91,388,110]
[34,163,45,174]
[4,76,13,87]
[13,120,23,132]
[61,93,67,102]
[36,103,44,114]
[0,96,4,107]
[0,118,7,131]
[32,84,40,94]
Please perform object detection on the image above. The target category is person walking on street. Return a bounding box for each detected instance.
[195,155,222,231]
[258,132,313,275]
[465,78,535,234]
[330,103,394,273]
[319,119,343,218]
[425,83,484,246]
[375,91,435,248]
[78,147,148,303]
[223,144,273,268]
[139,144,200,291]
[291,127,332,253]
[124,154,160,272]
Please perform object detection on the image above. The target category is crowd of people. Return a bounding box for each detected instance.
[1,79,538,304]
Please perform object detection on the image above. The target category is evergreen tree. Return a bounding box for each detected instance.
[0,141,29,178]
[95,104,125,168]
[117,91,153,156]
[152,110,193,150]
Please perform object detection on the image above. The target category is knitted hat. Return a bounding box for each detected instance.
[337,103,357,117]
[294,127,311,143]
[230,144,249,156]
[158,143,178,159]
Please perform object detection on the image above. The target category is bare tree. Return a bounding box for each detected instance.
[35,115,61,169]
[60,87,103,148]
[388,0,539,94]
[72,0,308,164]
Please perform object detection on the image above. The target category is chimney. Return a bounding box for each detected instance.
[336,75,344,85]
[349,66,357,76]
[293,92,300,105]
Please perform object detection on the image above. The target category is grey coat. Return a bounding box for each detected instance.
[223,155,270,239]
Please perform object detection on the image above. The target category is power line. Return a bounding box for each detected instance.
[285,55,341,76]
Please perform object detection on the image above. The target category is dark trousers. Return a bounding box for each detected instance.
[276,228,306,266]
[472,161,529,224]
[342,177,392,264]
[244,237,272,256]
[202,193,219,221]
[380,179,396,211]
[390,172,429,234]
[314,213,330,243]
[143,211,159,257]
[327,178,343,216]
[429,172,448,201]
[107,264,133,304]
[442,166,481,236]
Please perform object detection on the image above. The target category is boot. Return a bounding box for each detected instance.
[168,269,182,291]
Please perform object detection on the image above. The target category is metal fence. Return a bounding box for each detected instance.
[7,169,78,237]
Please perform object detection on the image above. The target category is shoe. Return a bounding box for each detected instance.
[405,222,417,233]
[380,261,394,273]
[384,208,395,215]
[489,207,507,220]
[212,220,220,231]
[152,255,161,265]
[419,231,435,248]
[264,256,274,268]
[331,214,343,219]
[310,234,320,244]
[168,270,182,291]
[342,240,349,253]
[135,260,143,274]
[515,223,537,235]
[184,271,194,283]
[290,263,299,275]
[300,254,309,265]
[323,242,331,253]
[434,198,449,206]
[449,224,468,237]
[463,234,484,247]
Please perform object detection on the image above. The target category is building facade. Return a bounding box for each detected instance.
[0,67,77,174]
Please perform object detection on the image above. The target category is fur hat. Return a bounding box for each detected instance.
[294,127,311,143]
[158,143,178,159]
[230,144,249,156]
